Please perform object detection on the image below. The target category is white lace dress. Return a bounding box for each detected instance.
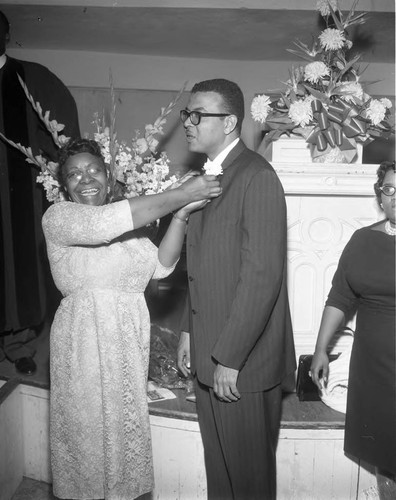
[42,200,176,500]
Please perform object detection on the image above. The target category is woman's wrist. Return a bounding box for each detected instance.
[313,344,328,356]
[172,211,189,223]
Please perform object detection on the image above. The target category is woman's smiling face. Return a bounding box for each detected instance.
[63,152,108,206]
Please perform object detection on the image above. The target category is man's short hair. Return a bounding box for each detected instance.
[191,79,245,134]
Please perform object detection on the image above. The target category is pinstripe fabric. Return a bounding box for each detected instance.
[183,141,296,392]
[181,140,296,499]
[195,379,282,500]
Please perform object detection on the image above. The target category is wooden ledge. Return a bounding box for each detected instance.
[0,378,21,405]
[1,376,345,430]
[148,389,345,429]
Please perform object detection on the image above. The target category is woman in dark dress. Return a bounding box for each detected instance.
[311,160,396,499]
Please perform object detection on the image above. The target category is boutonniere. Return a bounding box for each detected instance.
[203,160,223,176]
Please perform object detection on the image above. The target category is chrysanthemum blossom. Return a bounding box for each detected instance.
[316,0,338,17]
[337,82,364,103]
[380,98,392,109]
[304,61,330,83]
[366,99,387,126]
[288,99,313,127]
[250,94,272,123]
[319,28,346,51]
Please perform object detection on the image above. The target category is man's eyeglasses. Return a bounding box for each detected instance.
[379,185,396,196]
[180,109,230,126]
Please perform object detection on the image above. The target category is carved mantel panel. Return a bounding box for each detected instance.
[275,163,381,360]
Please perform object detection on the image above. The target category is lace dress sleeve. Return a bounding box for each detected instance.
[42,200,134,246]
[152,256,179,280]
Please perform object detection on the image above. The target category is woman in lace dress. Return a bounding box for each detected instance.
[42,138,221,500]
[311,161,396,499]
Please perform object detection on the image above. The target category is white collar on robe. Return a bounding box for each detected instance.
[0,54,7,69]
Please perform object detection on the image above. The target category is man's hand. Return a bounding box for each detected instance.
[177,331,191,377]
[213,363,241,402]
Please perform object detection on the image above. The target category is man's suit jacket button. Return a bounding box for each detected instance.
[192,309,197,315]
[188,275,194,281]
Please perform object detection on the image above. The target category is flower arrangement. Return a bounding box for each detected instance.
[250,0,394,163]
[0,74,182,202]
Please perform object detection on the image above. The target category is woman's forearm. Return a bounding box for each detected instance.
[314,305,346,354]
[127,175,220,229]
[311,305,346,387]
[127,188,188,229]
[157,212,188,267]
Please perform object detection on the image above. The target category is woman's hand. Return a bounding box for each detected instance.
[177,331,191,377]
[179,174,221,202]
[174,199,209,221]
[127,174,220,230]
[310,306,345,390]
[310,350,329,390]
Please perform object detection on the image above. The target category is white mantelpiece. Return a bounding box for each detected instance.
[275,162,378,196]
[275,162,381,360]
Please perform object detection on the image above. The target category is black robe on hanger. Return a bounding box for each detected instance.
[0,56,80,333]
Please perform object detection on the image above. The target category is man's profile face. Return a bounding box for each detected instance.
[183,91,229,161]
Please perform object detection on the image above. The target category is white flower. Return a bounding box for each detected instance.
[316,0,338,17]
[250,94,272,123]
[304,61,330,83]
[36,170,63,202]
[134,155,143,166]
[319,28,346,51]
[337,82,364,103]
[57,135,70,146]
[161,176,178,192]
[366,99,387,126]
[135,138,148,155]
[380,98,392,109]
[288,98,313,127]
[147,137,159,152]
[203,162,223,176]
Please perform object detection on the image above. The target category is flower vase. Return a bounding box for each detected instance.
[312,143,363,164]
[268,135,363,164]
[270,136,312,163]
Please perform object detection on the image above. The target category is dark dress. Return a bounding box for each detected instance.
[326,222,396,474]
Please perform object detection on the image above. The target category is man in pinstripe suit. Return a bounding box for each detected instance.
[177,79,296,499]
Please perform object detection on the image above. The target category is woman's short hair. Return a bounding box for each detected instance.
[58,138,106,186]
[374,160,396,205]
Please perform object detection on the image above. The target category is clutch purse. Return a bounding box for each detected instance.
[296,354,339,401]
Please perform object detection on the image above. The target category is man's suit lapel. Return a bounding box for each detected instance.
[221,139,247,172]
[202,140,247,217]
[189,140,248,237]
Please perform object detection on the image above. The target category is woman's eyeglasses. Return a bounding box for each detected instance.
[180,109,230,126]
[379,185,396,196]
